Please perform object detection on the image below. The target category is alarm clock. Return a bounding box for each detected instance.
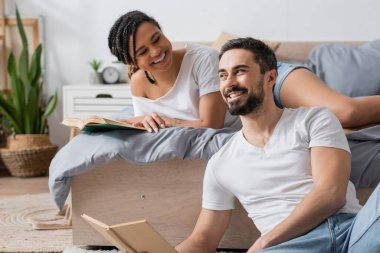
[101,66,120,84]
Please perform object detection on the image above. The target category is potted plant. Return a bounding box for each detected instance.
[89,59,102,83]
[0,7,58,177]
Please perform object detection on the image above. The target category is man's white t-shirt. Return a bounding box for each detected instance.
[202,107,362,235]
[132,43,241,130]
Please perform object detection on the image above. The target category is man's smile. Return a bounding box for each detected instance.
[224,87,248,102]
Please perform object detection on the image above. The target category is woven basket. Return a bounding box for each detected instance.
[0,145,58,177]
[6,134,52,150]
[0,158,7,173]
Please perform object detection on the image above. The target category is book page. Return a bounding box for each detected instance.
[83,115,107,125]
[61,117,84,129]
[103,118,146,131]
[62,116,146,132]
[111,220,178,253]
[81,214,136,252]
[84,116,146,131]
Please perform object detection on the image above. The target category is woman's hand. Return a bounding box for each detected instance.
[138,112,165,132]
[247,236,269,253]
[125,113,175,132]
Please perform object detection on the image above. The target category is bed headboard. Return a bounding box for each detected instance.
[173,41,365,62]
[275,41,364,61]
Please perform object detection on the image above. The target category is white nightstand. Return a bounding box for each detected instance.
[63,84,132,119]
[63,84,132,138]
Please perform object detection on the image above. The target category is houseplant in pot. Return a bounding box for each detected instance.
[0,7,58,177]
[89,59,102,83]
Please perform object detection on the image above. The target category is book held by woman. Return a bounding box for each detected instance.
[62,115,146,132]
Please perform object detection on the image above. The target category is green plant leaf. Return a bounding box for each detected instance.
[89,59,102,72]
[0,7,57,135]
[8,53,18,89]
[32,87,41,133]
[19,47,30,92]
[24,86,39,133]
[29,44,42,84]
[43,92,58,118]
[8,53,24,125]
[16,6,30,106]
[40,92,57,133]
[0,94,21,133]
[16,7,28,51]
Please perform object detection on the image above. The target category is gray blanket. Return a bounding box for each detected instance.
[49,124,380,211]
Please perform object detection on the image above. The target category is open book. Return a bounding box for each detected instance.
[62,115,146,132]
[81,214,178,253]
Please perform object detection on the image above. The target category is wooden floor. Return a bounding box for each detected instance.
[0,168,49,197]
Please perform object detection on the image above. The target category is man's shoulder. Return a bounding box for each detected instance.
[281,107,339,139]
[209,131,242,161]
[286,106,333,122]
[287,107,345,144]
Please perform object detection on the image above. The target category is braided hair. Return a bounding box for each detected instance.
[108,10,161,84]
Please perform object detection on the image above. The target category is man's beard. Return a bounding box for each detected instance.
[226,79,264,116]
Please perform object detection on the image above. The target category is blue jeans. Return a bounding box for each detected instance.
[261,183,380,253]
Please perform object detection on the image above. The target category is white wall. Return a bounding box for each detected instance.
[8,0,380,146]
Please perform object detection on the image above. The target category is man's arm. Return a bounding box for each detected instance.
[248,147,351,253]
[175,208,232,253]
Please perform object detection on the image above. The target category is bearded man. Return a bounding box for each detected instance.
[175,37,380,253]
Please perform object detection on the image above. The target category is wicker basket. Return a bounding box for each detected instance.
[0,158,7,173]
[0,134,58,177]
[0,145,58,177]
[6,134,52,150]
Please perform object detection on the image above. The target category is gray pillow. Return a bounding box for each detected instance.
[308,39,380,97]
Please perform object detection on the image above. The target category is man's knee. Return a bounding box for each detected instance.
[349,218,380,253]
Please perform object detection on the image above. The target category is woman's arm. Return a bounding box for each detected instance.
[165,92,226,128]
[280,68,380,128]
[129,92,227,132]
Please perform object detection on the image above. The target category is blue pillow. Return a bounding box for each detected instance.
[308,39,380,97]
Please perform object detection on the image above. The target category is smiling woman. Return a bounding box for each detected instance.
[107,10,241,132]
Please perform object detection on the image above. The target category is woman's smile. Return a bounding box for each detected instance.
[151,51,167,65]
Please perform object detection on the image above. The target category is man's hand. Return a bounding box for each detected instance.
[176,209,231,253]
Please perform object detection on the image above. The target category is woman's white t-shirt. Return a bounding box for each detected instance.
[132,43,241,130]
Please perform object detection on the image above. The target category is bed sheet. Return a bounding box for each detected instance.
[49,109,380,210]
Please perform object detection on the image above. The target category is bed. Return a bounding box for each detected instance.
[49,40,380,249]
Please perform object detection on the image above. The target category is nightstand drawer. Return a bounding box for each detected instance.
[67,89,131,99]
[74,98,131,105]
[63,85,132,118]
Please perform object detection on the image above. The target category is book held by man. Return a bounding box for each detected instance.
[81,214,178,253]
[62,115,146,132]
